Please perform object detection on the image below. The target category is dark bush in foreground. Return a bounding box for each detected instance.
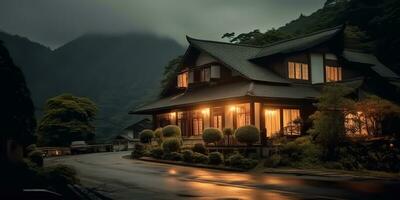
[162,138,181,153]
[131,143,145,159]
[202,128,223,145]
[28,150,44,167]
[139,129,154,144]
[234,125,260,146]
[208,152,223,165]
[162,125,181,137]
[192,143,208,155]
[227,153,258,170]
[192,152,209,164]
[41,164,80,186]
[150,147,164,159]
[182,150,194,163]
[163,152,183,161]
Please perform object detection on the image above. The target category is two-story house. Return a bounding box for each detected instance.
[130,26,400,145]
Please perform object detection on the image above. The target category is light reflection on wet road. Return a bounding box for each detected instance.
[45,152,399,200]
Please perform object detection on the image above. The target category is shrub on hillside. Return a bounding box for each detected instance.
[162,138,181,153]
[208,152,223,165]
[234,125,260,146]
[131,143,145,159]
[182,150,194,163]
[139,129,155,144]
[192,143,208,155]
[162,125,181,137]
[150,147,164,159]
[192,152,209,164]
[202,128,223,145]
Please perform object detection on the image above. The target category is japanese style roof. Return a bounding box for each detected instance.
[130,81,320,114]
[342,50,400,79]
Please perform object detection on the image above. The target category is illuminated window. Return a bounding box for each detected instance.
[325,66,342,82]
[288,62,309,80]
[236,104,250,128]
[177,72,188,88]
[265,108,281,137]
[345,112,371,137]
[177,112,188,137]
[192,110,203,136]
[283,109,301,135]
[212,107,223,130]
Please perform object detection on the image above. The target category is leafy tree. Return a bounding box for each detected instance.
[160,56,183,97]
[222,29,292,46]
[308,85,354,160]
[37,94,98,147]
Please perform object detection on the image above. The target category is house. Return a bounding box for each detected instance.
[113,118,152,150]
[130,26,400,145]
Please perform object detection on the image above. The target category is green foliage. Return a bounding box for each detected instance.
[150,147,164,159]
[279,136,322,167]
[234,125,260,146]
[154,128,163,145]
[192,152,209,164]
[28,150,44,167]
[308,85,354,159]
[192,143,208,155]
[40,164,79,186]
[163,152,183,161]
[162,137,181,153]
[227,153,258,170]
[223,29,292,46]
[160,56,183,97]
[131,143,145,159]
[162,125,181,138]
[37,94,98,147]
[139,129,154,144]
[182,150,194,163]
[202,128,223,145]
[223,128,234,136]
[264,154,282,168]
[208,152,223,165]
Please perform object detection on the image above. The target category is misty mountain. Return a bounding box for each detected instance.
[0,31,184,140]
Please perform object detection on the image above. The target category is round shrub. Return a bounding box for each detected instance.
[131,143,145,159]
[150,147,164,159]
[234,125,260,146]
[202,128,223,145]
[192,143,208,155]
[162,137,181,153]
[139,129,155,144]
[182,150,194,163]
[163,152,183,161]
[192,152,209,164]
[162,125,181,137]
[227,153,245,167]
[208,152,223,165]
[227,153,258,169]
[223,128,234,136]
[154,128,163,145]
[240,158,258,170]
[28,150,43,167]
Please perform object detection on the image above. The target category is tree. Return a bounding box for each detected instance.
[37,94,97,147]
[160,56,183,97]
[308,85,354,160]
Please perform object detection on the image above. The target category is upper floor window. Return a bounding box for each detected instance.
[177,72,188,88]
[288,62,309,80]
[325,66,342,82]
[200,67,211,82]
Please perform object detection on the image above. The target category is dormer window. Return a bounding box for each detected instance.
[288,61,309,80]
[177,72,188,88]
[325,66,342,82]
[200,67,211,82]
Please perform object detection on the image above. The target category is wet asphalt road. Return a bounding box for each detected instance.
[45,152,399,200]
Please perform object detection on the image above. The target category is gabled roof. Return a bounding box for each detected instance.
[252,26,343,59]
[342,50,400,79]
[186,37,290,84]
[130,81,320,114]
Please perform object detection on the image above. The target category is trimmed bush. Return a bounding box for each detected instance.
[234,125,260,146]
[202,128,223,145]
[28,150,44,167]
[227,153,245,167]
[208,152,223,165]
[139,129,155,144]
[192,152,209,164]
[163,152,183,161]
[150,147,164,159]
[131,143,145,159]
[226,153,258,170]
[223,128,234,136]
[240,158,258,170]
[182,150,194,163]
[162,137,181,153]
[154,128,163,145]
[162,125,181,137]
[192,143,208,155]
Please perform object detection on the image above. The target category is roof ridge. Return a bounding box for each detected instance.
[259,25,344,48]
[186,35,263,48]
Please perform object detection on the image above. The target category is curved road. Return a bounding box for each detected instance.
[45,152,399,200]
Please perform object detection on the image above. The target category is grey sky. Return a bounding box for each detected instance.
[0,0,325,49]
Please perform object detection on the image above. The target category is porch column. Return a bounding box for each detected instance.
[152,114,157,129]
[259,104,267,146]
[250,101,255,125]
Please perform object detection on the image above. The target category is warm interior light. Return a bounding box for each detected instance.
[170,112,176,118]
[265,109,276,115]
[201,108,210,115]
[229,106,236,112]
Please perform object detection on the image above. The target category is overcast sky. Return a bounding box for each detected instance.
[0,0,325,49]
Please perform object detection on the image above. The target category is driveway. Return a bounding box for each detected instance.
[45,152,399,200]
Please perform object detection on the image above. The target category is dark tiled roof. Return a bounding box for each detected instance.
[342,50,400,78]
[130,81,320,114]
